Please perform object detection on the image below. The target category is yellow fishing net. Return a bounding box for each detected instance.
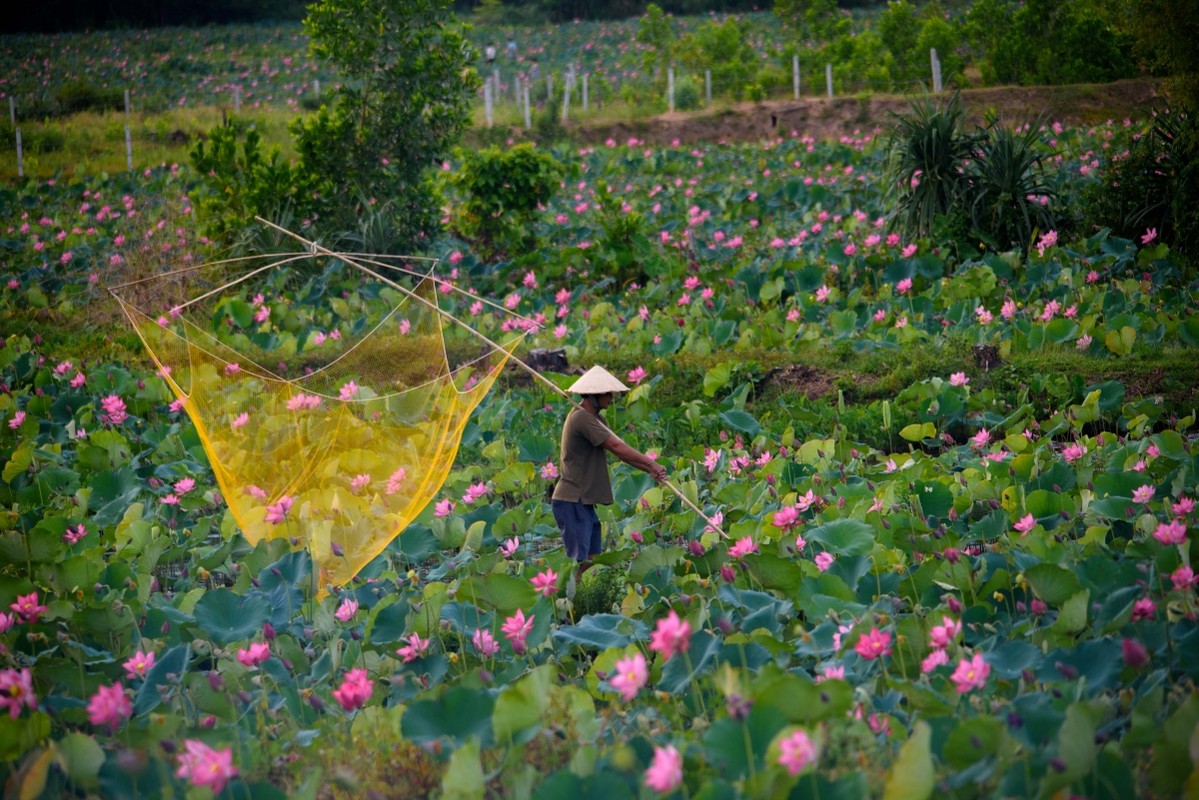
[111,244,525,592]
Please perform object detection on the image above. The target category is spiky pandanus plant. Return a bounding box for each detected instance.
[885,92,983,243]
[965,116,1059,254]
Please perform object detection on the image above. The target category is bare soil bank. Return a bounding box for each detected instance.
[572,78,1164,146]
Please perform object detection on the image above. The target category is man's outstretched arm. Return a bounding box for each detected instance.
[603,435,667,482]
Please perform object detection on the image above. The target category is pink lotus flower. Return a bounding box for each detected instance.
[628,366,648,384]
[7,410,25,429]
[335,598,359,622]
[87,682,132,729]
[950,653,990,693]
[264,496,294,524]
[1141,227,1157,244]
[332,668,373,711]
[1062,442,1088,463]
[502,609,535,654]
[434,498,456,517]
[1013,514,1036,536]
[339,381,359,400]
[237,642,270,668]
[1170,565,1197,591]
[815,285,831,303]
[174,477,195,495]
[949,372,969,387]
[0,667,37,719]
[396,633,431,663]
[644,744,683,793]
[123,650,156,680]
[773,505,800,530]
[970,428,991,450]
[1076,334,1093,350]
[610,652,648,701]
[854,628,891,660]
[530,568,559,597]
[778,729,818,776]
[649,610,691,661]
[1173,497,1194,517]
[1132,597,1157,621]
[928,616,961,649]
[350,473,371,492]
[462,482,489,504]
[472,628,500,657]
[176,739,238,795]
[70,372,86,388]
[101,394,128,425]
[921,648,950,673]
[728,537,758,559]
[63,524,87,545]
[895,278,912,295]
[1001,299,1016,320]
[814,552,835,572]
[703,449,721,473]
[10,592,47,624]
[1153,519,1187,545]
[817,664,845,682]
[386,468,407,495]
[975,306,993,325]
[499,537,519,557]
[540,462,558,480]
[1132,484,1155,504]
[901,243,918,258]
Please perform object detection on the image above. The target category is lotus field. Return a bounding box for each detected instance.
[2,115,1199,800]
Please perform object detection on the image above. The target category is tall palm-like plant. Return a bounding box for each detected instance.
[885,92,982,240]
[966,117,1059,253]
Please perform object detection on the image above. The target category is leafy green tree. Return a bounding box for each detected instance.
[675,17,758,100]
[636,4,675,81]
[1116,0,1199,110]
[449,143,564,261]
[989,0,1134,86]
[878,0,922,87]
[292,0,480,254]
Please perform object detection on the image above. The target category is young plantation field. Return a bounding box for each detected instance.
[2,110,1199,800]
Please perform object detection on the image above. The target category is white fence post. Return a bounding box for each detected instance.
[515,76,521,105]
[705,69,711,105]
[484,80,493,127]
[668,67,675,113]
[561,74,572,122]
[523,86,531,129]
[582,73,588,113]
[124,89,133,172]
[793,55,800,99]
[314,79,320,100]
[931,48,943,93]
[546,74,553,102]
[826,64,833,98]
[15,127,23,178]
[233,85,241,113]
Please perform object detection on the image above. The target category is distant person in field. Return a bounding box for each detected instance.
[552,366,667,592]
[485,42,497,66]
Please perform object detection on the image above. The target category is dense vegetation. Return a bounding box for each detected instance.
[2,2,1198,798]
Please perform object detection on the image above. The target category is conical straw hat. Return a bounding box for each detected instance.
[568,365,630,394]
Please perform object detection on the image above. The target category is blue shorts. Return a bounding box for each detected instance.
[552,500,602,561]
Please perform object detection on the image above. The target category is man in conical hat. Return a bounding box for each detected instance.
[552,365,667,586]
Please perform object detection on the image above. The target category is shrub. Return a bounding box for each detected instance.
[449,142,564,262]
[1083,108,1199,265]
[53,79,124,115]
[674,76,702,111]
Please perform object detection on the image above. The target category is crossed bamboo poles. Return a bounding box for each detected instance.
[252,218,728,539]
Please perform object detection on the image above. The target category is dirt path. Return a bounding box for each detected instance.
[572,78,1164,146]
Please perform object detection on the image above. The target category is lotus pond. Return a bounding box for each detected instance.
[1,116,1198,800]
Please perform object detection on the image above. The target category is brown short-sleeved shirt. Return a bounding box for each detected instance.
[551,407,614,505]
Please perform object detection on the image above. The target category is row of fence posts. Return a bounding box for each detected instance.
[6,78,327,177]
[481,48,946,126]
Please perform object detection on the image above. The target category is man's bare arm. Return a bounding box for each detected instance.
[603,435,667,482]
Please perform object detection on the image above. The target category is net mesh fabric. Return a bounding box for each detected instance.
[112,251,524,592]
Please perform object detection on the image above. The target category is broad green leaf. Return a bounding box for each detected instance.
[493,664,554,745]
[553,614,648,650]
[133,644,190,716]
[402,687,494,747]
[719,408,761,437]
[899,422,935,442]
[54,733,105,789]
[441,738,484,800]
[3,441,33,484]
[883,721,933,800]
[1024,563,1082,606]
[192,589,272,645]
[703,362,733,397]
[805,519,875,557]
[658,629,721,694]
